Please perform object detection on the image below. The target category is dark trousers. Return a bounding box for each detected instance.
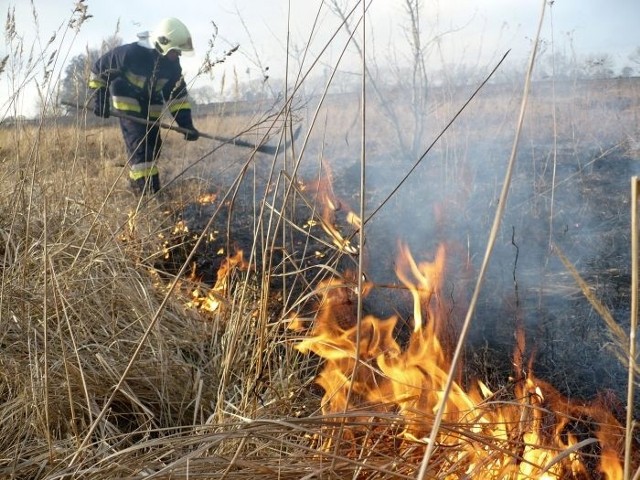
[119,117,162,164]
[119,117,162,194]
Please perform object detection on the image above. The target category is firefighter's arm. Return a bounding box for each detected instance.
[88,49,122,118]
[88,68,110,118]
[170,101,199,141]
[167,76,199,140]
[92,87,110,118]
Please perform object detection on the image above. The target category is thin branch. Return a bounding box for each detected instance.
[417,1,547,477]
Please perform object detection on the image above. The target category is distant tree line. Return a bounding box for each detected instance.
[51,38,640,117]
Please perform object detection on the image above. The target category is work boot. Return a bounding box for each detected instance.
[130,174,161,196]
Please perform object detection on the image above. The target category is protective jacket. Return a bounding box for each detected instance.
[88,42,195,194]
[89,42,193,126]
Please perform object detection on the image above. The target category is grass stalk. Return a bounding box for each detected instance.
[626,176,639,479]
[416,0,548,476]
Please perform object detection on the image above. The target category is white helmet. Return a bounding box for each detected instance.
[150,18,194,56]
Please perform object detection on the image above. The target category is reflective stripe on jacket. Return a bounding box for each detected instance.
[89,42,193,124]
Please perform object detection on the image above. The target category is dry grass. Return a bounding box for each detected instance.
[0,117,316,478]
[2,4,640,477]
[1,77,638,476]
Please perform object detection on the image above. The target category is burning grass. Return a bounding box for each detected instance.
[290,243,626,478]
[4,0,640,475]
[1,73,640,478]
[0,116,330,477]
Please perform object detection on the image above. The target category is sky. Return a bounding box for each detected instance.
[2,0,639,118]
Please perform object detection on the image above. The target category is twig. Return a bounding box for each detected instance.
[540,438,599,475]
[553,244,628,355]
[547,1,559,248]
[625,176,639,479]
[416,1,547,477]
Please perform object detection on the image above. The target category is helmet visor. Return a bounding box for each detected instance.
[156,35,194,56]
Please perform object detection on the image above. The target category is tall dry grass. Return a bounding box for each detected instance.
[2,1,640,478]
[0,113,324,478]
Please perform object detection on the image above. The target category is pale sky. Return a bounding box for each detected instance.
[2,0,639,117]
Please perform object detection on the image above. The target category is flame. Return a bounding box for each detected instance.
[172,219,189,235]
[197,192,217,205]
[295,243,625,478]
[186,250,248,313]
[300,166,361,254]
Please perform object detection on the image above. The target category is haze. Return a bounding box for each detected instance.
[2,0,639,117]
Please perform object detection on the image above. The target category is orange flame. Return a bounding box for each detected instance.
[295,244,625,478]
[197,192,217,205]
[301,166,361,254]
[187,250,248,313]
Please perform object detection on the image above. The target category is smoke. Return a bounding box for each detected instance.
[301,78,639,403]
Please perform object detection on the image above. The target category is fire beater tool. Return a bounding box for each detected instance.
[61,100,285,155]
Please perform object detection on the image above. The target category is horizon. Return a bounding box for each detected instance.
[2,0,639,118]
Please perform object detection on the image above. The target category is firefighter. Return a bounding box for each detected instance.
[89,17,199,195]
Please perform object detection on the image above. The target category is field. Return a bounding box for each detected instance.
[1,72,640,478]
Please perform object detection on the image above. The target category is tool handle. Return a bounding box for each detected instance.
[60,100,285,154]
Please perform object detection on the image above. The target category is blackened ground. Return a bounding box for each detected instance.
[325,140,639,406]
[159,134,639,412]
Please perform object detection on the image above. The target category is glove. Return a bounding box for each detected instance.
[93,88,110,118]
[184,128,199,141]
[174,109,198,140]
